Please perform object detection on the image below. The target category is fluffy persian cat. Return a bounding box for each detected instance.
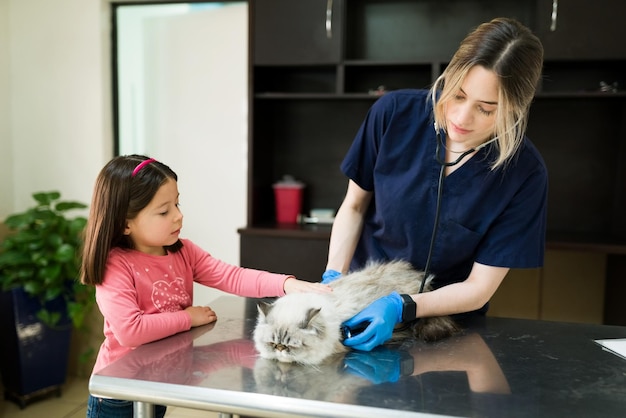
[253,260,459,365]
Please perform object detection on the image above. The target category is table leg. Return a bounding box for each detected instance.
[133,401,155,418]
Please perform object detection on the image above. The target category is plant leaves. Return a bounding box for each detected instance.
[33,191,60,206]
[0,190,94,329]
[56,201,88,211]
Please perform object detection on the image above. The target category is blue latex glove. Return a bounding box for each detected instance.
[321,269,342,284]
[343,347,404,384]
[342,292,403,351]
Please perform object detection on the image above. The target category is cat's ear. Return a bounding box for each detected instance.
[257,302,273,318]
[300,307,322,329]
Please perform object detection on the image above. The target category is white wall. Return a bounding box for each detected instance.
[4,0,106,211]
[1,0,247,304]
[0,0,14,215]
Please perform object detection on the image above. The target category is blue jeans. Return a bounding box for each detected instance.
[86,395,166,418]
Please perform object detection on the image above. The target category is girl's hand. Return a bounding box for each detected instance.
[283,276,332,294]
[184,305,218,327]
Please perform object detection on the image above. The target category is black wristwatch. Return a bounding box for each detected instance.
[399,294,417,322]
[399,351,415,377]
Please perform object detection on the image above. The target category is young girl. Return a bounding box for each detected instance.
[81,155,330,418]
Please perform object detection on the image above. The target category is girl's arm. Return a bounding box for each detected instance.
[283,276,331,294]
[187,240,329,297]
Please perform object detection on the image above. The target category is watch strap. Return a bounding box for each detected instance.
[399,293,417,322]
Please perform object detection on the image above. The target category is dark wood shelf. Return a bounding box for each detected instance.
[240,227,626,255]
[536,92,626,99]
[254,93,380,100]
[343,60,434,66]
[256,91,626,100]
[546,234,626,255]
[238,224,333,240]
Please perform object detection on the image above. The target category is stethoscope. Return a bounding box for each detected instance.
[419,123,497,293]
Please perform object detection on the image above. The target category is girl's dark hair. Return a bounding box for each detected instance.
[81,155,182,285]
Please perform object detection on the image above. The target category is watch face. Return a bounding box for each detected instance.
[401,294,417,322]
[400,352,415,376]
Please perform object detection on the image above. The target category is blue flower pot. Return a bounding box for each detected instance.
[0,287,72,408]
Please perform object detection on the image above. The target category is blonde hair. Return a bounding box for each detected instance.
[430,18,543,169]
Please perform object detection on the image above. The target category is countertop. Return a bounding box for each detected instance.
[90,296,626,417]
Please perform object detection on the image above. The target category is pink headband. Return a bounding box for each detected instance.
[132,158,156,177]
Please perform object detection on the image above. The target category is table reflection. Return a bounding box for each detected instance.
[99,309,510,405]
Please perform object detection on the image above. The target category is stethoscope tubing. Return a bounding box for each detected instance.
[422,116,504,292]
[420,129,480,293]
[435,130,477,166]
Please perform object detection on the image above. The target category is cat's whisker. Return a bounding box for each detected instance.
[309,364,322,373]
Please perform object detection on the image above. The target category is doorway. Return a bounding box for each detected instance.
[112,2,248,300]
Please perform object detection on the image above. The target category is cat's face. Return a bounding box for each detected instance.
[253,294,343,365]
[253,356,370,402]
[253,358,316,397]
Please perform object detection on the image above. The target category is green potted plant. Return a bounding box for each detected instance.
[0,191,94,408]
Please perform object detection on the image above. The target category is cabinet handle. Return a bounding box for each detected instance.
[326,0,333,39]
[550,0,558,31]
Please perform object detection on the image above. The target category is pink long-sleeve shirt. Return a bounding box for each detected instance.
[92,238,289,373]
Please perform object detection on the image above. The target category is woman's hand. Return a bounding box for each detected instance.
[343,347,407,383]
[283,277,332,294]
[321,269,342,284]
[184,305,218,327]
[342,292,403,351]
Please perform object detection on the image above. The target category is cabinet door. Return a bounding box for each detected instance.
[240,234,329,282]
[253,0,342,65]
[535,0,626,59]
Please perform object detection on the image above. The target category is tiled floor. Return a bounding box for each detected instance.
[0,377,223,418]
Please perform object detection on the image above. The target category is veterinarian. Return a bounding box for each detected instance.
[323,17,547,351]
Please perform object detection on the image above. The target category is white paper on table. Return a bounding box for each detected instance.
[595,338,626,361]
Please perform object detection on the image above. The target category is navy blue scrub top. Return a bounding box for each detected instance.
[341,89,547,290]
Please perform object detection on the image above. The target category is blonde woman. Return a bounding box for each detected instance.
[324,18,546,351]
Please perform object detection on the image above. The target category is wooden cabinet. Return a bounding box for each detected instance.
[253,0,342,65]
[241,0,626,323]
[344,0,533,62]
[534,0,626,60]
[239,226,331,282]
[489,250,607,324]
